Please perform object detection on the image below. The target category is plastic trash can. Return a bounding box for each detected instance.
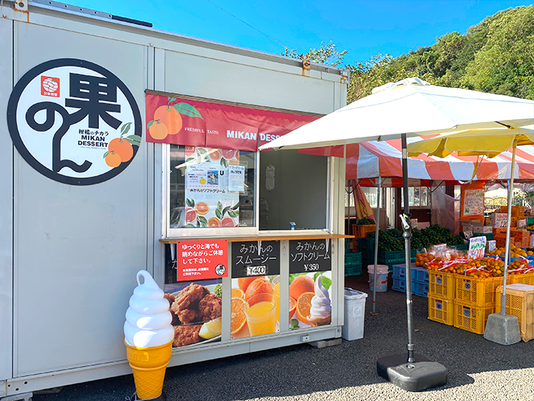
[368,264,389,292]
[342,288,368,341]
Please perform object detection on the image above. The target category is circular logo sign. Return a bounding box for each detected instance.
[7,58,142,185]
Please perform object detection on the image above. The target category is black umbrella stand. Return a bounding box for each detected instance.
[376,133,448,392]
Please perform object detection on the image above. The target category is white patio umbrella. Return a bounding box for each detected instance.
[259,77,534,391]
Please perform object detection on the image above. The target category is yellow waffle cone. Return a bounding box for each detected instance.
[125,341,172,400]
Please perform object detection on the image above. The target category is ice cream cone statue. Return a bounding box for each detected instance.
[308,275,332,327]
[124,270,174,400]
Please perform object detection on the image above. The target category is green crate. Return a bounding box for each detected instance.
[454,243,469,251]
[345,252,362,276]
[472,233,494,241]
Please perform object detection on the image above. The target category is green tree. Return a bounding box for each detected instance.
[283,41,347,67]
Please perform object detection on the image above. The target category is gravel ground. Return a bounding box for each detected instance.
[32,274,534,401]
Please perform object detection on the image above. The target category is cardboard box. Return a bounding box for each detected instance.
[511,217,518,227]
[473,224,493,233]
[461,223,473,233]
[491,213,508,228]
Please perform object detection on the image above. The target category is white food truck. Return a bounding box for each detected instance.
[0,0,350,398]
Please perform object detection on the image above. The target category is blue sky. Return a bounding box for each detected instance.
[64,0,530,65]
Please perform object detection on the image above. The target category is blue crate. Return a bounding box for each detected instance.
[392,277,406,292]
[412,267,429,283]
[414,280,429,297]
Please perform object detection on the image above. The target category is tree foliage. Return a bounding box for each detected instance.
[285,6,534,102]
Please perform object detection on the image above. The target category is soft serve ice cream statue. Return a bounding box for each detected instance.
[124,270,174,347]
[308,274,332,327]
[124,270,174,399]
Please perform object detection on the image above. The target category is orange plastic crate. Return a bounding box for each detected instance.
[455,275,503,307]
[428,270,455,300]
[428,295,454,326]
[454,300,494,335]
[509,272,534,285]
[352,224,376,251]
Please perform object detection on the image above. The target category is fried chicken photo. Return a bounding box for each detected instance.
[168,283,222,347]
[172,324,202,347]
[170,283,208,315]
[198,293,222,322]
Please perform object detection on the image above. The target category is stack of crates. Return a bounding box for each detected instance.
[453,274,503,334]
[352,224,376,252]
[495,283,534,342]
[391,263,429,297]
[427,270,455,326]
[344,251,363,276]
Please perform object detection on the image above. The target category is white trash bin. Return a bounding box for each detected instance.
[342,288,368,341]
[367,264,389,292]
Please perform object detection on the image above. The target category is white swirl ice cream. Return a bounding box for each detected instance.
[308,275,332,326]
[124,270,174,347]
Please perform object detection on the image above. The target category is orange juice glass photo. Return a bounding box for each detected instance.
[244,293,277,336]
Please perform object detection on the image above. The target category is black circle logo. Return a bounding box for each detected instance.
[7,58,142,185]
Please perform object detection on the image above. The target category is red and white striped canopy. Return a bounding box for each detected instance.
[346,139,534,187]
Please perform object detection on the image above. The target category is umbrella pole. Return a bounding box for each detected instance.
[502,146,517,313]
[483,144,521,345]
[377,134,447,391]
[372,177,382,314]
[400,134,415,363]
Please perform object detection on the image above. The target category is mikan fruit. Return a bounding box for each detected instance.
[296,292,314,324]
[221,217,235,227]
[154,105,182,135]
[288,296,296,320]
[208,217,221,227]
[289,275,315,301]
[237,276,264,293]
[108,138,133,162]
[222,149,235,159]
[105,152,121,168]
[231,297,248,335]
[184,146,196,157]
[231,288,244,298]
[184,207,196,224]
[245,277,274,301]
[208,148,222,161]
[194,201,209,215]
[148,120,168,140]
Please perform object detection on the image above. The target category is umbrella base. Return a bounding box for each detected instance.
[483,313,521,345]
[377,353,447,392]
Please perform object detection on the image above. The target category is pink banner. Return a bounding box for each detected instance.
[146,94,319,151]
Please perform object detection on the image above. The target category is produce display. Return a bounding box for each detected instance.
[416,244,534,278]
[367,225,465,252]
[486,244,534,257]
[357,218,376,225]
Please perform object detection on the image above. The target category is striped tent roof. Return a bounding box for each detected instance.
[346,138,534,187]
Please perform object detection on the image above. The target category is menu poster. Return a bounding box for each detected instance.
[288,239,332,331]
[231,241,280,278]
[460,182,485,222]
[288,239,332,274]
[176,239,229,281]
[164,278,223,348]
[468,236,487,259]
[181,147,240,228]
[230,241,280,339]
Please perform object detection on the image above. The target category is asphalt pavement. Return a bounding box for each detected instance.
[32,273,534,401]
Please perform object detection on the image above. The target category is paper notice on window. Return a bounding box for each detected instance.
[186,165,222,191]
[228,165,245,192]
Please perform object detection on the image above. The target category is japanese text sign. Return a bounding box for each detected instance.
[468,236,487,259]
[177,239,228,281]
[231,241,280,278]
[289,239,331,274]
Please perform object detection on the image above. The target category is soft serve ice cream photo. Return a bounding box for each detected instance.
[288,272,332,330]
